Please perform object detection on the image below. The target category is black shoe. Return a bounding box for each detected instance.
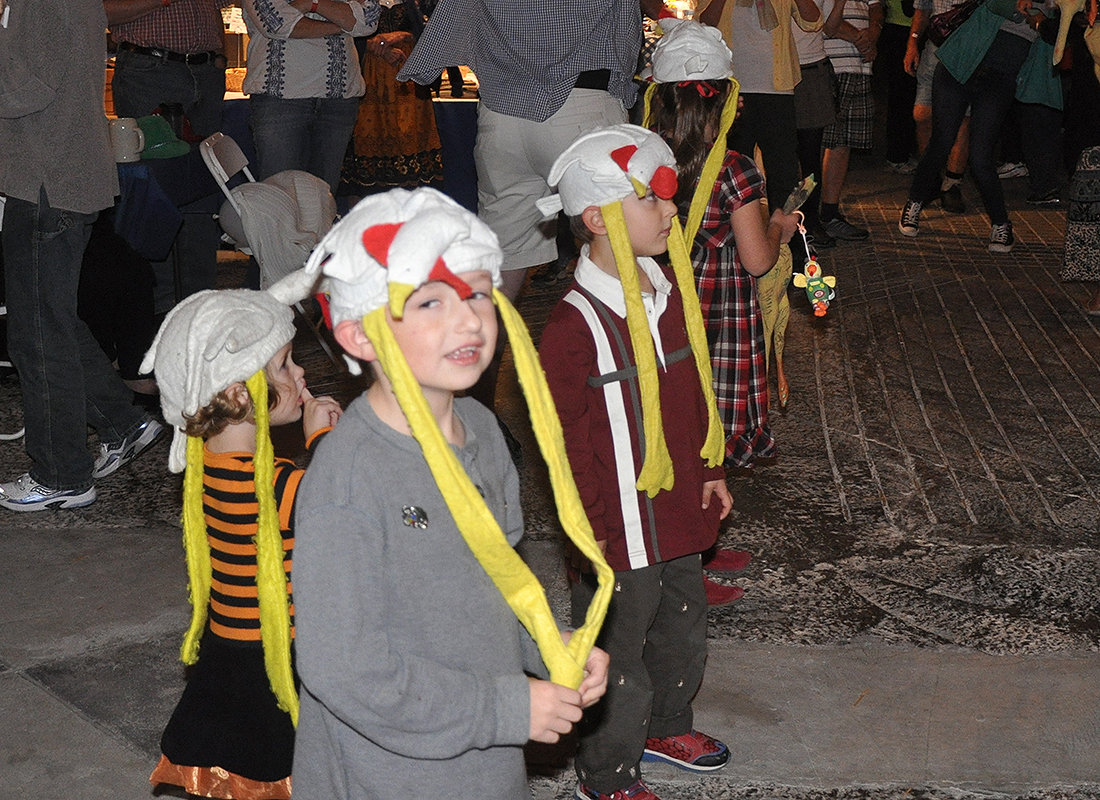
[806,225,837,249]
[1026,188,1061,206]
[939,184,965,214]
[821,213,869,241]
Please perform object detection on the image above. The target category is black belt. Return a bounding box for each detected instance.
[118,41,219,65]
[574,69,611,91]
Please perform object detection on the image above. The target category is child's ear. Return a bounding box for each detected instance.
[334,318,377,363]
[225,382,251,411]
[581,205,607,237]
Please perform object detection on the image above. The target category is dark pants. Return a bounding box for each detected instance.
[112,49,226,311]
[876,23,919,164]
[571,554,707,794]
[729,93,801,211]
[910,32,1031,225]
[1,189,148,490]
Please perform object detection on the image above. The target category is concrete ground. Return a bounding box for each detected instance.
[1,152,1098,800]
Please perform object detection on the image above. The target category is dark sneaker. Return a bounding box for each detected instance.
[92,417,166,479]
[997,161,1028,179]
[821,213,869,241]
[886,158,918,175]
[575,780,662,800]
[989,222,1014,253]
[939,184,965,213]
[806,225,837,249]
[642,730,730,772]
[899,199,922,237]
[1026,189,1061,206]
[0,473,96,512]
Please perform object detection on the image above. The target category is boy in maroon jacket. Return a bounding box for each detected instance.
[538,124,734,800]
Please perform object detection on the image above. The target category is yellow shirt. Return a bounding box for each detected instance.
[699,0,823,92]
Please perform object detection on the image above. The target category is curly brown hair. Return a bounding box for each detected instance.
[648,81,733,208]
[182,379,281,440]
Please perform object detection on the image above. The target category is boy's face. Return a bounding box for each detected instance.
[266,342,307,426]
[386,269,498,398]
[619,188,678,257]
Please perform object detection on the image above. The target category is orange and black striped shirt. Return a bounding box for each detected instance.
[203,448,303,642]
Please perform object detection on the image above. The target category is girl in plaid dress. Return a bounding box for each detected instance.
[645,20,801,467]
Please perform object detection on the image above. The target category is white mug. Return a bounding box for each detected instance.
[109,117,145,163]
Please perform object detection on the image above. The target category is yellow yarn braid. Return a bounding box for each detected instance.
[494,291,615,680]
[248,371,299,726]
[602,200,675,496]
[361,306,608,689]
[180,434,211,665]
[666,217,725,467]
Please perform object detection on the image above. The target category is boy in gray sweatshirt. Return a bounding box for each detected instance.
[291,187,613,800]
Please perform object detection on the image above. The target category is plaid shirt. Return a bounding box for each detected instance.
[399,0,643,121]
[688,150,776,466]
[110,0,231,54]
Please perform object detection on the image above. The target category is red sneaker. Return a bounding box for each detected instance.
[704,575,745,607]
[574,779,661,799]
[704,548,752,574]
[641,730,730,772]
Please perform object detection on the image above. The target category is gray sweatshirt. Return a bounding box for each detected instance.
[292,394,544,800]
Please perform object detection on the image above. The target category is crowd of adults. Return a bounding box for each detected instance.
[2,0,1098,511]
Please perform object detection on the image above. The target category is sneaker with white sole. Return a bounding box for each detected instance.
[0,473,96,512]
[899,199,922,237]
[997,161,1028,179]
[92,417,166,479]
[989,222,1014,253]
[641,729,730,772]
[575,780,661,800]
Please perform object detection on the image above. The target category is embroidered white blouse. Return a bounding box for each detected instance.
[242,0,379,99]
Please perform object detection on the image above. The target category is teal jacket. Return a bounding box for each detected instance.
[935,0,1063,109]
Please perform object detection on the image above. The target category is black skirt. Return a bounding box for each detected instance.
[160,631,296,783]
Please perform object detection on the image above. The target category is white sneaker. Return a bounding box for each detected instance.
[92,418,166,479]
[0,473,96,512]
[997,162,1028,179]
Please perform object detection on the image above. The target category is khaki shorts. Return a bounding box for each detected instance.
[474,89,626,271]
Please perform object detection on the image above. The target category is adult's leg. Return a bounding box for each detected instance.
[2,191,142,490]
[111,50,194,119]
[821,145,851,206]
[186,61,227,139]
[878,23,919,164]
[1019,101,1063,198]
[964,35,1031,225]
[306,96,362,195]
[752,95,801,211]
[249,94,313,181]
[795,126,826,228]
[909,63,971,203]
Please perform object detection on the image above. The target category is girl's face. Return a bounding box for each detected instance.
[266,342,307,426]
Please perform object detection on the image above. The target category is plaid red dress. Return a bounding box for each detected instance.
[685,150,776,467]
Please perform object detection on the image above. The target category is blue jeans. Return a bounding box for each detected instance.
[111,49,226,139]
[1,189,148,490]
[248,94,360,193]
[909,31,1031,225]
[112,49,225,310]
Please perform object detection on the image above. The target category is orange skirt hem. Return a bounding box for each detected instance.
[150,755,291,800]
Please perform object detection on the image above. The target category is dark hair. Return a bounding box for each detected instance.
[568,212,596,243]
[648,81,732,208]
[182,378,281,439]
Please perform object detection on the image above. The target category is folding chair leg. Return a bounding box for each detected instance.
[293,301,344,371]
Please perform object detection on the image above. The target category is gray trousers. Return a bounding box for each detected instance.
[570,553,708,794]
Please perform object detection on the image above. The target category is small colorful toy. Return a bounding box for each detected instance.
[792,212,837,317]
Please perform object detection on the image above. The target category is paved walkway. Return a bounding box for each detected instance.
[1,152,1098,800]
